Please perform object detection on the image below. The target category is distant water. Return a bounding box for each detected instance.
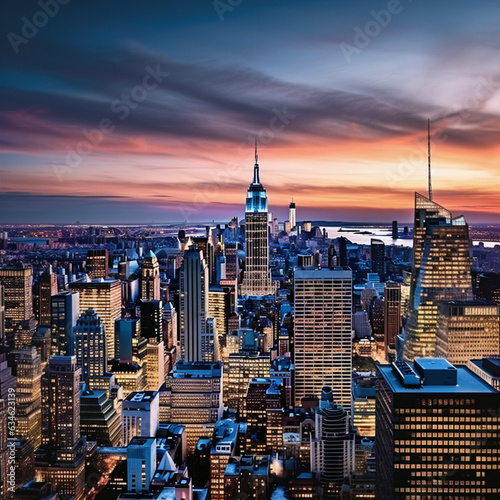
[321,225,500,248]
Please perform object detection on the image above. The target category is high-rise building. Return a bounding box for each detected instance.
[141,250,160,301]
[80,387,121,447]
[122,391,159,445]
[289,199,296,230]
[69,278,122,361]
[75,309,107,382]
[223,455,271,500]
[37,268,58,327]
[338,237,348,267]
[146,338,166,391]
[294,267,352,411]
[86,249,109,279]
[179,249,210,362]
[140,299,163,342]
[392,220,398,240]
[311,387,355,497]
[403,194,473,361]
[160,360,223,454]
[127,436,156,493]
[376,358,500,499]
[384,282,402,361]
[115,317,144,363]
[35,356,85,500]
[240,145,273,297]
[370,239,385,277]
[226,351,270,413]
[436,300,500,363]
[208,286,229,339]
[0,265,33,330]
[50,291,79,356]
[109,359,146,398]
[13,347,42,449]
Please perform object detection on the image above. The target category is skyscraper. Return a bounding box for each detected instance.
[311,387,355,497]
[384,282,401,361]
[37,267,58,327]
[240,144,273,297]
[51,291,80,355]
[370,238,385,277]
[85,249,109,279]
[36,356,85,500]
[69,278,122,361]
[74,309,107,382]
[289,199,296,230]
[0,264,33,330]
[294,267,352,411]
[376,358,500,499]
[180,249,210,362]
[436,300,500,364]
[141,250,160,301]
[127,436,157,493]
[403,194,473,361]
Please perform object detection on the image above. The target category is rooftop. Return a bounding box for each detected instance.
[378,359,498,394]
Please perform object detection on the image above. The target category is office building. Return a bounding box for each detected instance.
[224,455,271,500]
[122,391,159,445]
[436,300,500,363]
[141,250,160,301]
[115,317,145,364]
[80,387,121,447]
[51,291,79,356]
[109,359,146,398]
[163,301,177,350]
[467,357,500,391]
[35,356,85,500]
[370,239,385,277]
[161,360,223,454]
[226,351,270,413]
[140,299,163,343]
[37,268,58,327]
[86,249,109,279]
[75,309,107,381]
[376,358,500,499]
[294,267,352,411]
[127,436,156,493]
[0,265,33,330]
[208,286,230,338]
[240,146,274,297]
[13,346,42,449]
[353,375,376,437]
[209,419,246,500]
[146,338,166,391]
[403,194,473,361]
[289,199,296,230]
[311,387,355,497]
[180,249,211,362]
[69,278,122,361]
[384,282,402,360]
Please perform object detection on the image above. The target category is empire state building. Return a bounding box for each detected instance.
[240,143,274,297]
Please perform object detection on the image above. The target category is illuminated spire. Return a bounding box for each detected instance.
[428,119,432,201]
[253,137,260,184]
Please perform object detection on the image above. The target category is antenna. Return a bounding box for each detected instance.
[255,137,258,164]
[428,119,432,201]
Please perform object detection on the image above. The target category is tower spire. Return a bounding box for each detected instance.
[253,137,260,184]
[428,118,432,201]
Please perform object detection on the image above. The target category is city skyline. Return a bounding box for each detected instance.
[2,1,500,224]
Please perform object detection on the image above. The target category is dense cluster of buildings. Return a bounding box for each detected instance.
[0,148,500,499]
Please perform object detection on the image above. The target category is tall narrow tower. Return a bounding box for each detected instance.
[240,141,273,297]
[141,250,160,301]
[289,198,296,230]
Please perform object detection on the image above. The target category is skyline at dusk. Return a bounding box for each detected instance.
[2,0,500,223]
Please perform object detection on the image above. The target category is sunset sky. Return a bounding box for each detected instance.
[1,0,500,224]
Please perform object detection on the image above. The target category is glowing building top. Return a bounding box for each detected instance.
[245,140,268,213]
